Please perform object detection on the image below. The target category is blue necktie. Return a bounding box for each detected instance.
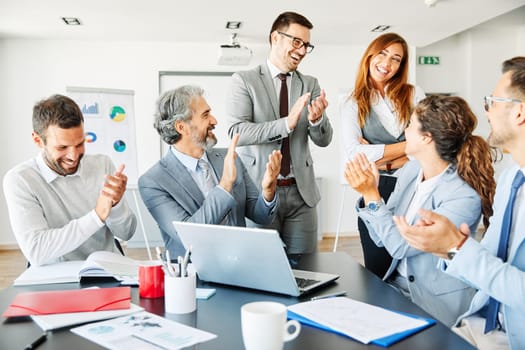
[484,170,525,333]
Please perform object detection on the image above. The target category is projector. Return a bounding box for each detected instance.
[218,45,253,66]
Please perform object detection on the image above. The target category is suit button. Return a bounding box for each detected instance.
[408,275,415,282]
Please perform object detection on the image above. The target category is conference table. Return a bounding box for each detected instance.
[0,252,475,349]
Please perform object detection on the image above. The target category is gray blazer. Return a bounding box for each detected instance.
[227,64,333,207]
[138,148,278,257]
[358,160,479,326]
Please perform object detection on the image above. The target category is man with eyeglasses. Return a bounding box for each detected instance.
[227,11,332,256]
[393,56,525,350]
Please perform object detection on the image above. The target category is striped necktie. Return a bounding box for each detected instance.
[197,158,216,196]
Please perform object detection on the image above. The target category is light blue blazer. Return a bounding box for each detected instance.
[357,160,480,326]
[138,148,278,257]
[446,165,525,350]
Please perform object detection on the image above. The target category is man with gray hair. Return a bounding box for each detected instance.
[139,85,282,257]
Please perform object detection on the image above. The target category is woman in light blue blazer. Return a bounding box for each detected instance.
[344,95,496,326]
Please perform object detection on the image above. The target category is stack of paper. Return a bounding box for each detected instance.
[32,304,144,331]
[71,311,217,349]
[287,297,435,347]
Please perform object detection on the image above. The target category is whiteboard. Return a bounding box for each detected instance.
[158,71,234,154]
[67,86,139,187]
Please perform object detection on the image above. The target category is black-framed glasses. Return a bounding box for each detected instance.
[277,31,315,53]
[483,95,522,112]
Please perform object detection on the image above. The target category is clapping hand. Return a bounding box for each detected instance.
[344,153,380,200]
[261,150,282,201]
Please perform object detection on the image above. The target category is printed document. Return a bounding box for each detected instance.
[71,311,217,349]
[287,297,429,344]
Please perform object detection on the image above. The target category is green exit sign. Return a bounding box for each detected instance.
[418,56,440,65]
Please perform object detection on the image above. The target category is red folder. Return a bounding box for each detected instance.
[2,287,131,317]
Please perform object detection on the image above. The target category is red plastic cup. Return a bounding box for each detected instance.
[138,262,165,298]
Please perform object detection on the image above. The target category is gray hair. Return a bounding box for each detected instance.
[154,85,205,144]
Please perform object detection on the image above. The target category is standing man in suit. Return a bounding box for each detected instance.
[139,85,281,258]
[227,11,333,254]
[394,56,525,350]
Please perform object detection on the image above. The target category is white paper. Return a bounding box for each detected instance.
[32,303,144,331]
[71,311,217,349]
[287,297,427,344]
[14,261,83,286]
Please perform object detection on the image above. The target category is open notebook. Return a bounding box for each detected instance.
[13,251,139,286]
[173,222,339,296]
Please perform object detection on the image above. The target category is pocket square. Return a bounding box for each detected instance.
[2,287,131,318]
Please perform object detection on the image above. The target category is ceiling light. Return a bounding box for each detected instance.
[62,17,82,25]
[226,21,242,30]
[371,25,391,32]
[424,0,440,7]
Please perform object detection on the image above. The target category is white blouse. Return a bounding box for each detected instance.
[339,85,426,162]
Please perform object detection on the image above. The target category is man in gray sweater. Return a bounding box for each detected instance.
[3,94,136,266]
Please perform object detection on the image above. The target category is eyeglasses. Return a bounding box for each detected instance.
[277,31,315,53]
[483,95,522,112]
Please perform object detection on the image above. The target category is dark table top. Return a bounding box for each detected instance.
[0,252,474,349]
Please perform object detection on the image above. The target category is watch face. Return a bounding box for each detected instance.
[367,201,381,211]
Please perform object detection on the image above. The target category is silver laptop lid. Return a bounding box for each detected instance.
[173,221,301,296]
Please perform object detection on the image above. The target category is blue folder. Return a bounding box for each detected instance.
[287,309,436,347]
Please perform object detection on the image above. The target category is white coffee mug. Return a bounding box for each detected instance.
[241,301,301,350]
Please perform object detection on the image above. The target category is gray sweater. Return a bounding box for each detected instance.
[3,153,136,266]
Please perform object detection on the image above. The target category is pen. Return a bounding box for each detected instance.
[177,256,183,277]
[24,332,47,350]
[181,245,192,277]
[165,250,176,277]
[156,247,171,276]
[310,290,347,301]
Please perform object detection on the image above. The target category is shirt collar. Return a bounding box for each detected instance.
[415,164,451,193]
[170,145,210,172]
[35,152,81,183]
[266,59,294,80]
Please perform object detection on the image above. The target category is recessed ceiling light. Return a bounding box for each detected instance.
[226,21,242,30]
[62,17,82,25]
[371,25,391,32]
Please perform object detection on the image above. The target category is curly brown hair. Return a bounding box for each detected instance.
[415,95,496,231]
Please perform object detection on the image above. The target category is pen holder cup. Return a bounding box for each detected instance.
[164,271,196,314]
[138,261,165,299]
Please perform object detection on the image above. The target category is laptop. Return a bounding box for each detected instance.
[172,221,339,296]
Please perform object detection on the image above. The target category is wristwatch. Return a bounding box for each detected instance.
[446,234,469,260]
[446,247,460,260]
[367,200,383,212]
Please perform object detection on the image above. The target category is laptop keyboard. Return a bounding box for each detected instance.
[295,277,320,289]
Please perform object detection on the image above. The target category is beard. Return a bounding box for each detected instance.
[488,127,514,148]
[43,151,83,176]
[190,126,217,151]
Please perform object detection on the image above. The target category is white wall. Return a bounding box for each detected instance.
[1,14,523,246]
[0,38,368,246]
[416,21,525,178]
